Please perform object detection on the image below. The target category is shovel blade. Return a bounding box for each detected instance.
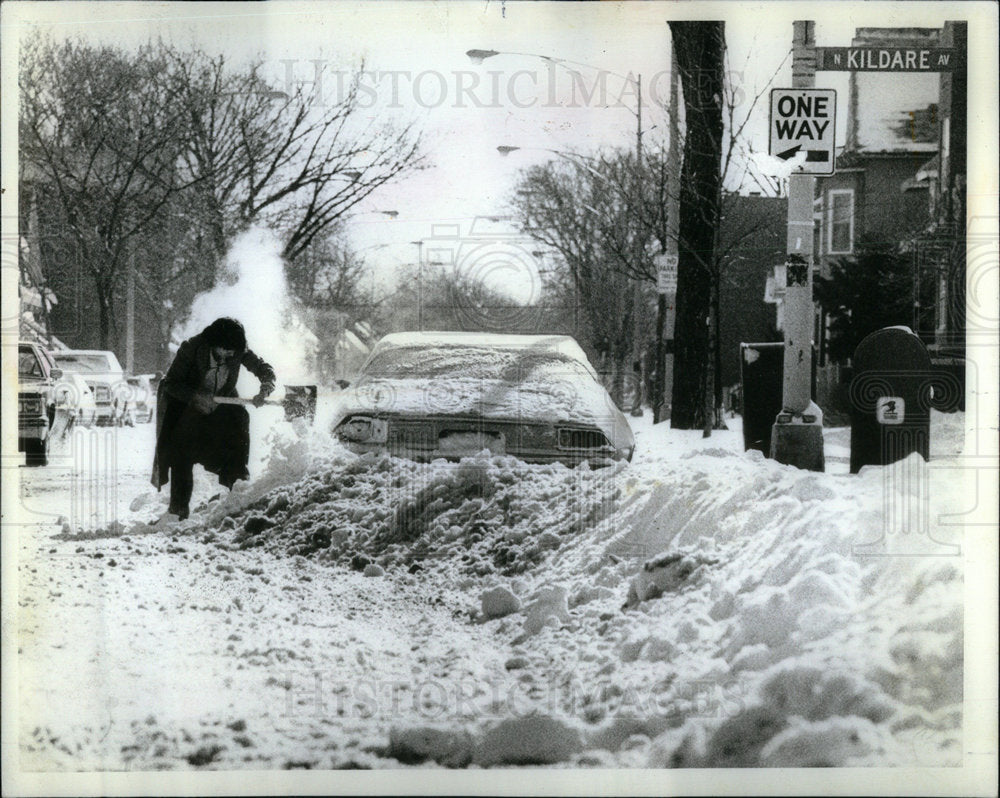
[283,385,317,423]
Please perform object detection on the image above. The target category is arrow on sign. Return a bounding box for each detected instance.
[777,145,830,162]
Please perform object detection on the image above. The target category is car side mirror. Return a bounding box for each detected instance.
[50,368,63,380]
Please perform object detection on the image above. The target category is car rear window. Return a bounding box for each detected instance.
[361,346,592,383]
[55,353,115,373]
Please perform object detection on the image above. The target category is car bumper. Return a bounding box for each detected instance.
[93,403,117,420]
[336,413,633,467]
[342,440,626,467]
[18,418,49,440]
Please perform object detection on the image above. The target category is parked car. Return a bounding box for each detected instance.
[332,332,635,466]
[51,350,131,426]
[125,374,156,423]
[17,340,62,466]
[52,372,98,429]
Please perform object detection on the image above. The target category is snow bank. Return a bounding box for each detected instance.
[212,448,622,576]
[163,411,965,767]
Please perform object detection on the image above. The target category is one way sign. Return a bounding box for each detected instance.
[769,88,837,175]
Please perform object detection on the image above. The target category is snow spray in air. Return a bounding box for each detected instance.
[173,226,322,480]
[175,225,316,389]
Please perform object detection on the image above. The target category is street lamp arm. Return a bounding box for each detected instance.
[497,144,609,181]
[466,48,636,86]
[467,46,645,130]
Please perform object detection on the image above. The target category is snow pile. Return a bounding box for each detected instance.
[214,449,622,575]
[62,409,962,769]
[176,409,966,768]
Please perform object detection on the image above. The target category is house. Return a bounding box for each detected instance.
[813,24,966,370]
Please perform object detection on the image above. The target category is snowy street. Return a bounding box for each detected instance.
[12,407,969,770]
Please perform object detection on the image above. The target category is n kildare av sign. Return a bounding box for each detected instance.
[769,88,837,175]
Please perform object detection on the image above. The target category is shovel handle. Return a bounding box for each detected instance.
[213,396,281,408]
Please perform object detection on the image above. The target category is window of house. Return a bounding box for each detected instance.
[827,189,854,255]
[813,195,824,260]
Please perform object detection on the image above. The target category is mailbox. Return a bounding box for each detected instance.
[849,326,935,473]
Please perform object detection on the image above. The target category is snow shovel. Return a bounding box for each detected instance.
[213,385,317,423]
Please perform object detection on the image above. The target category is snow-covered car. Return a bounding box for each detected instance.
[18,340,62,466]
[53,372,98,429]
[52,350,131,426]
[332,332,635,466]
[125,374,156,423]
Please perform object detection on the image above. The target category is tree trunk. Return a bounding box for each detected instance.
[97,283,113,351]
[703,277,717,437]
[92,260,123,353]
[668,21,725,430]
[652,293,667,422]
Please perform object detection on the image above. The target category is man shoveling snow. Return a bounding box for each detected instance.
[151,317,276,520]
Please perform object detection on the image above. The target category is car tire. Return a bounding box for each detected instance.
[24,437,48,467]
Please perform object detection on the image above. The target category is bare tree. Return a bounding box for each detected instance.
[506,35,785,428]
[374,262,536,337]
[667,21,726,433]
[286,231,370,310]
[508,156,646,407]
[21,36,426,361]
[19,36,199,350]
[165,48,426,265]
[632,32,787,431]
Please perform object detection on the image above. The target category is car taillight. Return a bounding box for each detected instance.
[558,428,610,449]
[90,384,110,402]
[337,416,388,444]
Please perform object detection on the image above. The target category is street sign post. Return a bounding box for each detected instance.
[769,88,837,175]
[654,253,678,295]
[769,21,825,473]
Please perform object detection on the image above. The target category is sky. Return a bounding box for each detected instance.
[3,1,994,301]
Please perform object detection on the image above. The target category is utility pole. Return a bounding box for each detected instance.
[411,240,424,330]
[770,20,825,471]
[630,74,644,415]
[653,50,681,423]
[126,245,135,374]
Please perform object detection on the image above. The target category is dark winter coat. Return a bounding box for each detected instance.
[151,333,276,489]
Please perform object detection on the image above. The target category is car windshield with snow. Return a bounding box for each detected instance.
[333,332,635,465]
